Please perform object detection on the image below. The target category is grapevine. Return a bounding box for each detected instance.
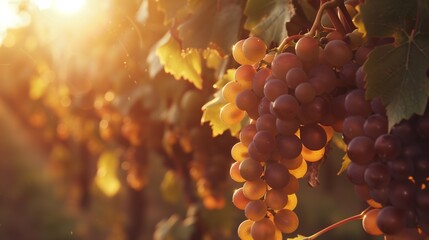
[0,0,428,240]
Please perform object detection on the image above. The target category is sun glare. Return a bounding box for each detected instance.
[54,0,86,14]
[33,0,86,14]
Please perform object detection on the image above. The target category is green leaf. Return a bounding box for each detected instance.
[201,91,241,137]
[156,33,203,89]
[178,1,242,54]
[364,33,429,129]
[244,0,295,44]
[287,235,309,240]
[358,0,417,37]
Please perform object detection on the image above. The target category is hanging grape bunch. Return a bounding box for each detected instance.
[221,0,429,239]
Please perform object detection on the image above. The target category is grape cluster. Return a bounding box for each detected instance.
[225,34,366,239]
[163,89,234,209]
[345,100,429,238]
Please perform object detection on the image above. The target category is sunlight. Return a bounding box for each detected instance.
[32,0,86,14]
[54,0,86,14]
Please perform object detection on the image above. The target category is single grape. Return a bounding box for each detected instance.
[295,36,320,62]
[272,94,299,120]
[364,114,388,140]
[230,161,246,183]
[299,96,329,124]
[286,67,308,90]
[236,65,257,89]
[222,81,244,103]
[300,123,327,150]
[253,130,276,154]
[256,114,277,135]
[277,134,302,159]
[387,157,414,180]
[253,68,271,98]
[237,219,254,240]
[374,134,402,160]
[242,36,267,62]
[343,115,365,140]
[346,161,367,185]
[265,188,288,210]
[243,178,267,200]
[231,141,249,162]
[347,136,376,165]
[364,162,391,189]
[362,208,383,236]
[240,123,257,147]
[220,103,245,125]
[264,162,290,189]
[345,89,372,117]
[236,89,259,112]
[245,200,268,221]
[239,158,264,181]
[376,206,406,235]
[264,79,288,102]
[251,218,276,240]
[276,117,300,136]
[233,188,251,210]
[273,209,299,233]
[294,82,316,103]
[388,180,417,209]
[323,40,353,67]
[271,52,303,79]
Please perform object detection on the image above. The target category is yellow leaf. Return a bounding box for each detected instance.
[156,34,203,89]
[203,48,223,70]
[201,91,241,137]
[95,151,121,197]
[337,154,351,175]
[352,5,366,36]
[213,68,235,90]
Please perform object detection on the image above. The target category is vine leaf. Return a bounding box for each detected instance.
[156,33,203,89]
[356,0,416,37]
[178,0,242,54]
[244,0,295,44]
[201,91,241,137]
[364,33,429,129]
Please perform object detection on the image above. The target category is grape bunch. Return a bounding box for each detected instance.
[344,95,429,238]
[224,33,368,239]
[162,88,235,209]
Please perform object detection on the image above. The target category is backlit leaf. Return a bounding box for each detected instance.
[358,0,416,37]
[178,1,242,54]
[156,34,203,89]
[364,33,429,129]
[201,91,241,137]
[244,0,295,44]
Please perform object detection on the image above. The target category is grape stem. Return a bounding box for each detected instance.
[306,0,342,37]
[305,207,372,240]
[337,1,356,33]
[276,34,304,53]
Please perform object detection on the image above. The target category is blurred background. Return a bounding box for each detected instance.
[0,0,383,239]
